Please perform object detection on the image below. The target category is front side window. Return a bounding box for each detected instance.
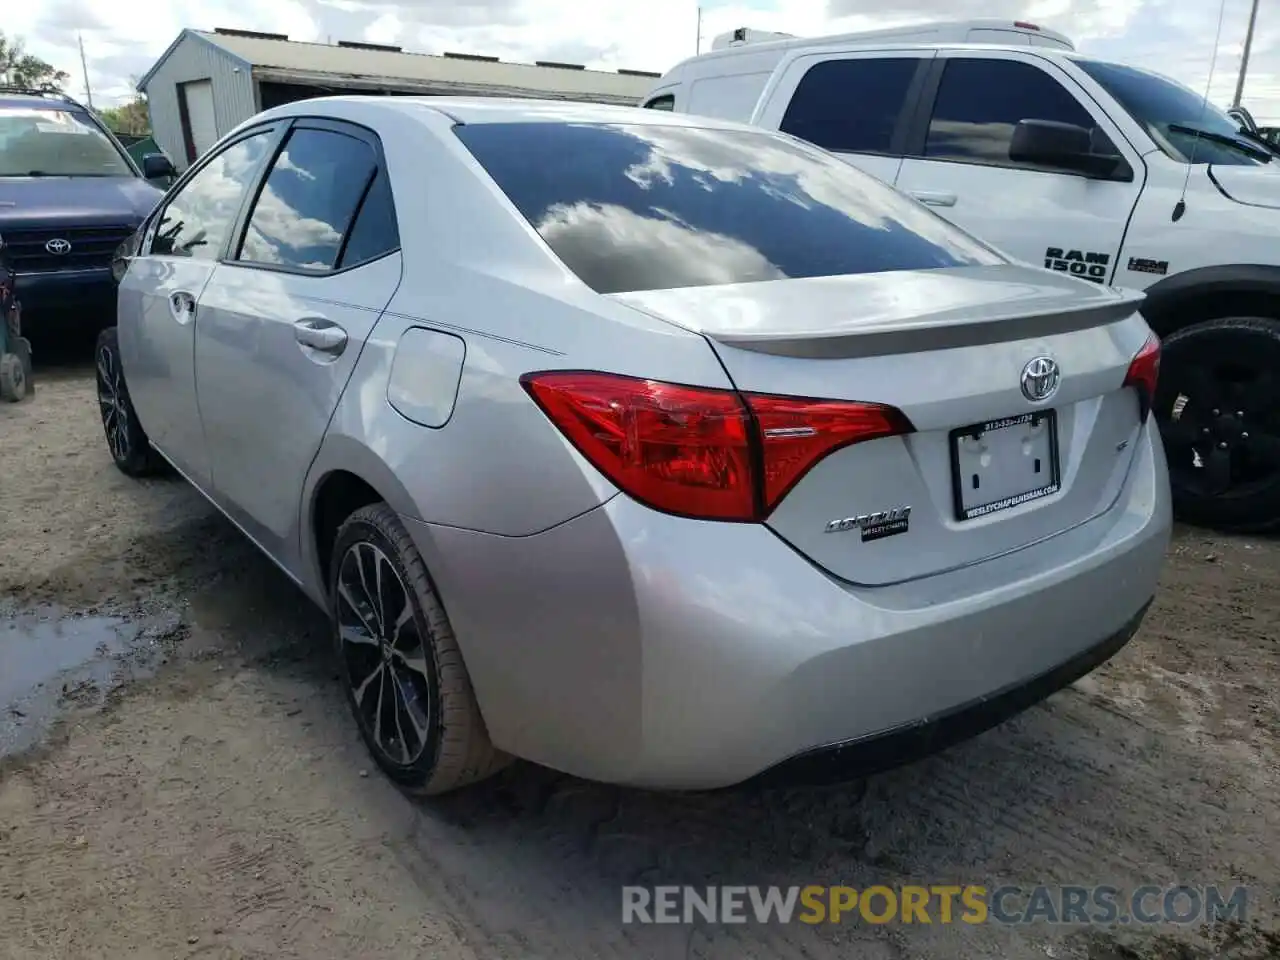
[781,57,920,155]
[0,105,134,178]
[643,95,675,111]
[152,130,275,260]
[1074,57,1271,166]
[238,127,379,271]
[455,120,1004,295]
[925,59,1112,170]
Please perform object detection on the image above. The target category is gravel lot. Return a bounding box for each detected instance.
[1,364,1278,960]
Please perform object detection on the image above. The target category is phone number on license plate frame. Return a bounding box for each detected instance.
[949,410,1061,521]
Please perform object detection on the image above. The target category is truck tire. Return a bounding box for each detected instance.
[329,502,512,796]
[95,327,164,477]
[1154,316,1280,532]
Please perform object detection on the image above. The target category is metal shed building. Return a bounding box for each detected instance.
[137,27,661,170]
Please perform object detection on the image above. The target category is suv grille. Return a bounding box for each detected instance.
[3,225,135,273]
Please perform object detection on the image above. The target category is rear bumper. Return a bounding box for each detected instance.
[409,421,1171,790]
[749,598,1150,787]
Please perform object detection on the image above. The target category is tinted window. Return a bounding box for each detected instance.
[152,131,274,260]
[455,121,1004,295]
[0,105,133,178]
[1074,58,1271,166]
[338,168,400,268]
[781,57,919,154]
[925,59,1106,169]
[239,127,377,271]
[644,95,675,111]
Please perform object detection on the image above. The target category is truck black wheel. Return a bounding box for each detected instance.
[1154,316,1280,532]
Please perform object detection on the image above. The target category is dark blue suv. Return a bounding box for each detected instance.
[0,87,175,336]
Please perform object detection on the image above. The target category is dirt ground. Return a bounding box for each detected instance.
[1,365,1278,960]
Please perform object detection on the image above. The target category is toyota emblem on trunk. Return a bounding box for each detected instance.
[45,238,72,255]
[1021,356,1060,402]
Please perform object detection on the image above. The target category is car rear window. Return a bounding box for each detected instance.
[453,121,1005,294]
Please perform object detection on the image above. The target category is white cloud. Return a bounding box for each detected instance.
[5,0,1278,121]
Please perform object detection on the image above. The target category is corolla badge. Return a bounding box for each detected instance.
[45,238,72,255]
[1020,356,1060,403]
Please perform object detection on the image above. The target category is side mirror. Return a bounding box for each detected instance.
[1009,119,1130,180]
[142,152,176,181]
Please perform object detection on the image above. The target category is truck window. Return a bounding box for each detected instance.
[643,95,675,111]
[454,120,1004,295]
[1074,58,1270,167]
[780,58,920,155]
[923,59,1107,171]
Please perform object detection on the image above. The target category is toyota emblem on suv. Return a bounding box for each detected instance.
[1021,356,1060,402]
[45,238,72,255]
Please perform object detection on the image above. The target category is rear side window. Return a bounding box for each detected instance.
[339,168,401,269]
[238,127,378,272]
[781,57,921,154]
[924,58,1103,168]
[455,121,1004,295]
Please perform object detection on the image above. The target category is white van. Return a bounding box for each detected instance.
[643,24,1280,533]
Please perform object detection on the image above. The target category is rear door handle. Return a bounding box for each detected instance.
[169,290,196,323]
[910,191,958,208]
[293,317,348,355]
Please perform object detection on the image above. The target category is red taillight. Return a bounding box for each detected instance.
[1014,20,1041,30]
[1123,333,1161,422]
[520,371,913,522]
[745,392,914,513]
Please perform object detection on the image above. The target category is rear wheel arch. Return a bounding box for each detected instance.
[1139,264,1280,337]
[304,436,424,595]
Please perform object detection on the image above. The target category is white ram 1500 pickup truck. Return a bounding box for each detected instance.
[645,21,1280,531]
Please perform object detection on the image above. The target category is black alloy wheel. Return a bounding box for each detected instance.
[1155,316,1280,532]
[335,538,436,769]
[329,503,509,795]
[95,327,161,477]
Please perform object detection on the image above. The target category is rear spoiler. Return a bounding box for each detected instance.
[704,289,1147,360]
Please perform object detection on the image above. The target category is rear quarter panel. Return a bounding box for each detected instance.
[302,100,734,553]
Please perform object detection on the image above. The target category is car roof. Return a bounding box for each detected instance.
[272,95,757,132]
[0,95,70,109]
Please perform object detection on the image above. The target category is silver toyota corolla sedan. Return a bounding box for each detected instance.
[98,96,1171,795]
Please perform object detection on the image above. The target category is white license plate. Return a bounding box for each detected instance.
[950,411,1060,521]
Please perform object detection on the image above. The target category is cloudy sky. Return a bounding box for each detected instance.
[9,0,1280,121]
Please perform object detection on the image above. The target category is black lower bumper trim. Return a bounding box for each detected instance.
[748,599,1154,788]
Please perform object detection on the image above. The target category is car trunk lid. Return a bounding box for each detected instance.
[608,264,1152,585]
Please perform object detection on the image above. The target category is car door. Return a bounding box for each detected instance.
[892,52,1145,285]
[192,118,403,570]
[755,51,934,185]
[119,123,283,486]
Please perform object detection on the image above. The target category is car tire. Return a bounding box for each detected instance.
[1154,315,1280,532]
[95,326,163,477]
[330,502,511,795]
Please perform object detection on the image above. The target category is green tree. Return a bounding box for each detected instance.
[0,31,69,90]
[99,94,150,136]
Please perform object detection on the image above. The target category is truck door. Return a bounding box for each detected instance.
[893,51,1145,286]
[754,50,934,185]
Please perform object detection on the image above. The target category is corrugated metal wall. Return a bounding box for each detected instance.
[143,35,257,171]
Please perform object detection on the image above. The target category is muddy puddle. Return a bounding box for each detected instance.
[0,604,186,759]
